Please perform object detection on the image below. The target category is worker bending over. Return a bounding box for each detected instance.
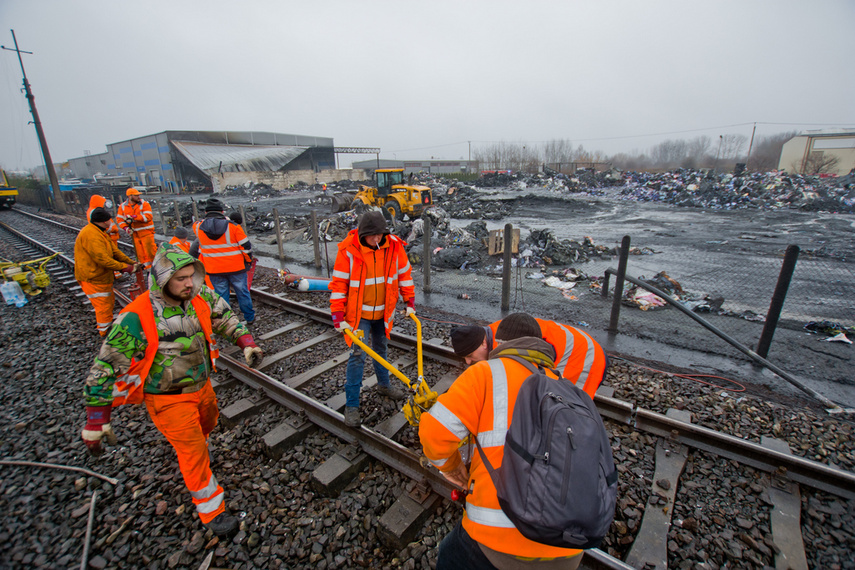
[190,198,255,324]
[81,242,264,537]
[330,211,414,427]
[420,314,583,569]
[450,312,607,399]
[117,188,156,270]
[74,207,138,336]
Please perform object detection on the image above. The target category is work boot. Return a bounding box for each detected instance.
[377,384,405,400]
[344,406,361,427]
[205,512,238,537]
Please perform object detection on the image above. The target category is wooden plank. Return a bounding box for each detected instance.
[488,228,520,256]
[761,436,809,570]
[625,408,691,570]
[259,330,339,369]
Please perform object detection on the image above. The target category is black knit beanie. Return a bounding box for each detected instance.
[495,313,541,341]
[205,197,225,213]
[358,211,389,237]
[90,207,112,223]
[450,326,486,357]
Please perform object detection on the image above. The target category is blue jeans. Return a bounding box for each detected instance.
[437,522,496,570]
[210,272,255,322]
[345,318,390,407]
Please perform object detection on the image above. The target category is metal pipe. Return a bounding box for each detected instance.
[501,223,512,311]
[607,236,631,333]
[422,215,431,293]
[757,245,799,358]
[80,490,99,570]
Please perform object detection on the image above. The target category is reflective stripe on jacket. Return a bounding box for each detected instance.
[419,338,581,559]
[329,229,414,344]
[117,199,155,235]
[489,318,607,399]
[110,291,218,406]
[74,223,134,284]
[192,220,250,274]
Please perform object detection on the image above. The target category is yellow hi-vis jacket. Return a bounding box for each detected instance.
[329,229,414,344]
[419,337,583,560]
[489,318,607,399]
[74,223,134,285]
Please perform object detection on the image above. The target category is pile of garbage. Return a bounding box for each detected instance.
[619,169,855,213]
[431,185,514,219]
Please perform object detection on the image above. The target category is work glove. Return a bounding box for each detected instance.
[81,405,117,457]
[237,334,263,368]
[120,264,135,274]
[406,298,416,317]
[332,312,352,332]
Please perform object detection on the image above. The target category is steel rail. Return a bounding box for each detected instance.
[595,393,855,500]
[11,207,137,252]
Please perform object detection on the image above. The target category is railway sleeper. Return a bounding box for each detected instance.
[220,397,271,428]
[377,485,441,550]
[761,436,809,570]
[263,415,317,460]
[311,444,370,497]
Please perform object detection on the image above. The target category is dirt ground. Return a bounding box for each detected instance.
[157,187,855,411]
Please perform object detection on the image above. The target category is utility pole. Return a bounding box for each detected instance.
[746,122,757,170]
[713,135,723,171]
[2,30,67,213]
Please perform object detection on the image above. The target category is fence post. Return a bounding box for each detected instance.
[757,245,800,358]
[191,201,199,224]
[423,215,432,293]
[173,202,182,231]
[311,210,321,268]
[157,201,167,235]
[608,235,631,334]
[501,223,513,311]
[239,205,248,236]
[272,207,285,262]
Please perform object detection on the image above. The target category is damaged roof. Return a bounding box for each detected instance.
[171,140,309,173]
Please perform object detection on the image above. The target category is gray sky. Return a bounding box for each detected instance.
[2,0,853,172]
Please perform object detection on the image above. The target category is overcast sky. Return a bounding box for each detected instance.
[1,0,853,172]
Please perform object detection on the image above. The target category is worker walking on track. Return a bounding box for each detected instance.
[419,315,584,569]
[74,207,138,336]
[330,211,414,427]
[86,195,120,246]
[450,312,608,399]
[81,242,264,537]
[117,188,157,270]
[190,198,255,324]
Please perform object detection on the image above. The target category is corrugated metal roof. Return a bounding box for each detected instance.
[171,140,309,173]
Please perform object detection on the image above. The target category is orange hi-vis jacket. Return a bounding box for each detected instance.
[168,236,191,253]
[117,199,155,236]
[330,229,414,344]
[74,223,134,285]
[489,318,607,399]
[192,219,251,274]
[419,338,582,559]
[109,291,218,407]
[86,195,120,245]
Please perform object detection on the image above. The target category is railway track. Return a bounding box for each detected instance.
[1,207,852,569]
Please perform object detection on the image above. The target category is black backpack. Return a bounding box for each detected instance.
[474,356,618,549]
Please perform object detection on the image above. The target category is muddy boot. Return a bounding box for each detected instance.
[206,512,238,537]
[344,406,361,427]
[377,384,405,400]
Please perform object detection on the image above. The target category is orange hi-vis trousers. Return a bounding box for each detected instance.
[79,281,115,336]
[144,380,225,524]
[133,232,157,270]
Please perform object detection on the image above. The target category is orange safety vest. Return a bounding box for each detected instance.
[192,220,250,274]
[420,355,582,559]
[87,196,120,244]
[117,199,155,236]
[329,229,414,344]
[110,292,218,406]
[489,318,607,399]
[168,236,191,253]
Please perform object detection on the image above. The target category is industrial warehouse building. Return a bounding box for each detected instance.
[778,129,855,176]
[39,130,364,193]
[352,158,478,175]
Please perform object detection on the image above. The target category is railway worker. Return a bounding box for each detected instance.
[189,198,256,324]
[80,242,264,537]
[330,210,414,427]
[74,207,138,336]
[116,188,157,271]
[168,227,192,253]
[449,312,608,399]
[419,314,584,569]
[86,194,120,246]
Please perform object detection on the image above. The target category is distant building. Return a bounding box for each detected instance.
[778,130,855,176]
[37,130,335,192]
[352,158,478,175]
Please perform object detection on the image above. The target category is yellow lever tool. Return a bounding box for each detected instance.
[342,313,438,426]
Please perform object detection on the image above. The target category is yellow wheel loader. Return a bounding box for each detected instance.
[342,169,433,223]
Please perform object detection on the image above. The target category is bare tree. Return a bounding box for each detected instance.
[801,151,840,175]
[719,134,747,160]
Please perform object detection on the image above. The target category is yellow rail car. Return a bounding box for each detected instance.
[0,170,18,209]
